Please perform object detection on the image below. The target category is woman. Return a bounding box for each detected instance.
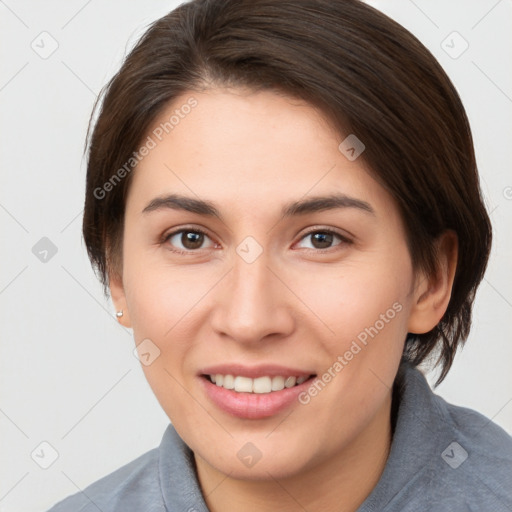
[48,0,512,510]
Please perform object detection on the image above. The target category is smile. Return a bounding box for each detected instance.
[199,366,317,419]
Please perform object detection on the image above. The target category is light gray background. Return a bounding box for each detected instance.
[1,1,511,510]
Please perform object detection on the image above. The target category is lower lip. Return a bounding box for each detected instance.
[199,376,313,419]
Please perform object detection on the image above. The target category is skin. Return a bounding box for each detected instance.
[110,87,458,512]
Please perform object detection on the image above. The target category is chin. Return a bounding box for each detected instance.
[193,433,321,481]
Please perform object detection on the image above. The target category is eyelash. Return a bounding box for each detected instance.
[161,226,352,255]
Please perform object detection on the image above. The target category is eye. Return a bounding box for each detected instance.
[161,226,351,255]
[295,228,351,251]
[162,227,217,253]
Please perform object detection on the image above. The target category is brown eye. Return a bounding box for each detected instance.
[180,231,204,250]
[163,228,215,253]
[296,229,351,251]
[310,232,335,249]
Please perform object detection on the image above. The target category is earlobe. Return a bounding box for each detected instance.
[407,231,458,334]
[109,271,132,328]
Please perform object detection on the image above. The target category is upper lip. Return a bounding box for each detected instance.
[199,364,315,379]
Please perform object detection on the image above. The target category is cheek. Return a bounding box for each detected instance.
[122,255,225,388]
[296,256,412,347]
[122,237,215,338]
[122,263,206,421]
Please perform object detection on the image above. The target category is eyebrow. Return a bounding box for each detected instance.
[142,193,375,220]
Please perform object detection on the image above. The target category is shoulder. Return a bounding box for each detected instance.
[438,393,512,458]
[430,390,512,500]
[45,424,208,512]
[365,364,512,512]
[408,366,512,510]
[45,447,164,512]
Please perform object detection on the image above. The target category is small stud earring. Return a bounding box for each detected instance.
[116,310,124,318]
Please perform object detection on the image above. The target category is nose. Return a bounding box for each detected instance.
[210,249,295,345]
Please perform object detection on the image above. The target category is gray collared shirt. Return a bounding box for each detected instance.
[46,363,512,511]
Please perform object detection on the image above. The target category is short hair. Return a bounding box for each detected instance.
[82,0,492,383]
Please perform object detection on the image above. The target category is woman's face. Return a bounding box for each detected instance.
[117,87,420,480]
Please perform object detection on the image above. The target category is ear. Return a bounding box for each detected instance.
[109,271,132,328]
[407,230,458,334]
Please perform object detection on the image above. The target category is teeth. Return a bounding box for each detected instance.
[284,376,296,388]
[234,376,253,392]
[208,374,310,393]
[223,374,235,389]
[271,376,285,391]
[253,376,272,394]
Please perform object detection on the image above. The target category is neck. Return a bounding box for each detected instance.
[195,391,393,512]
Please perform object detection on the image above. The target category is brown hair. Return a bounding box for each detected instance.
[82,0,492,383]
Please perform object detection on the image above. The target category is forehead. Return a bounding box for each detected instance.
[126,88,398,221]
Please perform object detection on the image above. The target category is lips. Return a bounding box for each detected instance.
[198,364,316,419]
